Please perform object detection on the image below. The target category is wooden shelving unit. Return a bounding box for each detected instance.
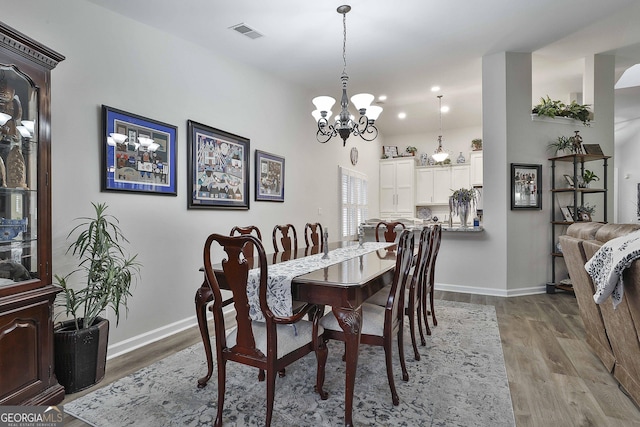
[547,153,609,294]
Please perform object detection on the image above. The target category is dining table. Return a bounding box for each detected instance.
[194,240,398,427]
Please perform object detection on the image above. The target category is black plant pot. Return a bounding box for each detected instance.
[54,317,109,394]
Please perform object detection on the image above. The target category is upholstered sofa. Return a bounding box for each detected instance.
[560,222,640,406]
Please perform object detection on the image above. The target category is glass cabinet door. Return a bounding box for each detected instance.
[0,65,38,286]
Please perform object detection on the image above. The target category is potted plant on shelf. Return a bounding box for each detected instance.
[54,202,141,393]
[449,188,477,228]
[581,169,599,188]
[405,146,418,156]
[547,130,583,155]
[532,96,592,126]
[471,138,482,151]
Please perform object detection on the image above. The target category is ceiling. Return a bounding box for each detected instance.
[85,0,640,137]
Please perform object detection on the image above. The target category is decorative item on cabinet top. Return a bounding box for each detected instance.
[471,138,482,151]
[456,152,465,164]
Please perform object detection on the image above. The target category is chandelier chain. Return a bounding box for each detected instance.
[342,11,347,75]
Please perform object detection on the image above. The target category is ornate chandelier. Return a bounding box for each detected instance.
[432,95,450,162]
[312,5,382,146]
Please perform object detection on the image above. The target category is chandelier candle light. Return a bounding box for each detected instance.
[432,95,449,162]
[312,5,382,146]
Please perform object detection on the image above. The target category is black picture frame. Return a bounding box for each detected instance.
[383,145,399,158]
[186,120,250,210]
[255,150,285,202]
[101,105,177,196]
[511,163,542,210]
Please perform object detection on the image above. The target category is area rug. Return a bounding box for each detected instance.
[64,300,515,426]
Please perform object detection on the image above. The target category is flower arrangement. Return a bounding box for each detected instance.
[406,146,418,155]
[449,187,477,215]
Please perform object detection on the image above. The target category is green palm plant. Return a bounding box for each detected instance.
[55,202,141,331]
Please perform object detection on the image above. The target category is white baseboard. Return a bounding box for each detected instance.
[107,309,236,360]
[436,282,547,297]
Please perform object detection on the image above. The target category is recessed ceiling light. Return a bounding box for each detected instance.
[431,86,440,92]
[440,106,450,113]
[398,112,407,119]
[378,95,387,101]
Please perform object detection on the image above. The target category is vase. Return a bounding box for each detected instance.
[457,151,465,163]
[459,203,470,228]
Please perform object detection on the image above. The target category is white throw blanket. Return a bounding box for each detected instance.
[247,241,393,321]
[585,229,640,308]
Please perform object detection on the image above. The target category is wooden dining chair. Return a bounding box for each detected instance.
[304,222,323,250]
[421,224,441,335]
[202,233,328,427]
[318,229,414,406]
[272,224,298,261]
[375,221,406,243]
[368,226,433,361]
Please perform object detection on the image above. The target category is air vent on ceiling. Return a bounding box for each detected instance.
[229,23,263,40]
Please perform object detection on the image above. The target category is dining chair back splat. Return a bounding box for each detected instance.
[272,224,298,262]
[202,234,328,427]
[230,225,263,261]
[375,221,406,243]
[304,222,324,250]
[318,229,415,406]
[421,224,441,334]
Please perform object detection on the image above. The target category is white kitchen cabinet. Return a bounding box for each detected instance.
[451,164,470,191]
[470,151,483,186]
[433,168,452,204]
[416,164,470,205]
[415,168,435,204]
[379,158,415,218]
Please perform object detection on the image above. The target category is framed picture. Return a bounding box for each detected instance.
[563,174,575,188]
[560,206,573,222]
[186,120,250,210]
[567,205,576,220]
[255,150,285,202]
[582,144,604,155]
[101,105,177,195]
[383,146,399,158]
[511,163,542,210]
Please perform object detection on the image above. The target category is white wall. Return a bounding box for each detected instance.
[615,87,640,224]
[3,0,381,356]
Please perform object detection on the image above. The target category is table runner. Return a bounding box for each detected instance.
[247,241,393,321]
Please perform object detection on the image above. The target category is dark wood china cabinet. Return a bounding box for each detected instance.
[0,22,65,405]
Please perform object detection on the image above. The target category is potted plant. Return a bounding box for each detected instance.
[406,146,418,156]
[449,188,477,227]
[547,131,583,155]
[471,138,482,151]
[54,202,141,393]
[581,169,599,188]
[532,96,592,126]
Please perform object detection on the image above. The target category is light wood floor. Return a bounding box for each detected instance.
[61,290,640,426]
